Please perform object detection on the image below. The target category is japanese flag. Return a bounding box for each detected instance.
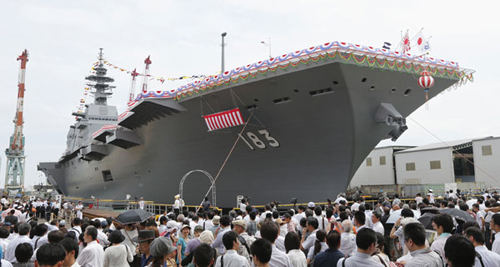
[415,30,431,53]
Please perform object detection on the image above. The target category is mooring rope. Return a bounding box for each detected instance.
[196,111,255,213]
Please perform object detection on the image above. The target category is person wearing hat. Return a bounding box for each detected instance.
[185,225,204,256]
[173,195,181,216]
[427,189,435,204]
[233,220,255,264]
[177,224,191,265]
[209,216,220,236]
[212,215,232,255]
[149,237,177,267]
[75,201,84,220]
[104,230,133,267]
[132,230,156,267]
[58,220,68,235]
[139,197,145,210]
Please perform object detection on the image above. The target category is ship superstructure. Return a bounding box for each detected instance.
[39,42,474,207]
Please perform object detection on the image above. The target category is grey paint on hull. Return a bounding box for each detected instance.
[40,62,458,207]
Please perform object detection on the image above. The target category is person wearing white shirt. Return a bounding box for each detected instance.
[371,210,384,236]
[336,219,356,257]
[239,198,247,213]
[285,232,307,267]
[473,204,485,230]
[103,230,134,267]
[293,206,306,224]
[403,222,444,267]
[69,218,83,243]
[300,217,318,252]
[158,216,168,234]
[334,195,347,204]
[0,197,9,207]
[415,193,423,205]
[430,214,453,265]
[5,223,31,263]
[313,207,329,232]
[353,211,367,233]
[483,191,490,202]
[0,259,13,267]
[61,237,81,267]
[250,239,274,267]
[138,197,145,210]
[75,201,84,220]
[443,235,476,267]
[214,231,249,267]
[35,243,66,267]
[337,228,384,267]
[363,206,374,229]
[204,214,215,231]
[259,220,291,267]
[491,213,500,255]
[306,230,327,265]
[0,227,11,258]
[465,226,500,267]
[77,226,105,267]
[173,194,181,216]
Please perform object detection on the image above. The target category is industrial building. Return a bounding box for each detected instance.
[349,136,500,194]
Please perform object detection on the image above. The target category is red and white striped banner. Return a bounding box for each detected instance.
[92,124,117,138]
[203,108,245,131]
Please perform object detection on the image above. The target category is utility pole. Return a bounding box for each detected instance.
[261,37,272,59]
[221,32,227,74]
[4,49,29,196]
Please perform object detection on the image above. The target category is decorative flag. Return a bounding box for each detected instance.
[382,42,391,50]
[401,31,411,54]
[203,108,245,131]
[414,30,431,53]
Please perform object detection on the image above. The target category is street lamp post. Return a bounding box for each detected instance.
[221,32,227,74]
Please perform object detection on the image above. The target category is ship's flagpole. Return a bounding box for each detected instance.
[195,111,255,213]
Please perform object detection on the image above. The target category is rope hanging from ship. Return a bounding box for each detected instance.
[195,111,255,214]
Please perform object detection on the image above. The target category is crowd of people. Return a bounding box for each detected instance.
[1,190,500,267]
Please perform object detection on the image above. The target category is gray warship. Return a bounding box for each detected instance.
[38,41,473,207]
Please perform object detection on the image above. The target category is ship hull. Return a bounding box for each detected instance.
[39,59,461,207]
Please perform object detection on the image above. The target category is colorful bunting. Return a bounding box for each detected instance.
[91,61,206,83]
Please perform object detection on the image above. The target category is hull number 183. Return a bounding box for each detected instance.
[239,130,280,150]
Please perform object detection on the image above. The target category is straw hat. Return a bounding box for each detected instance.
[199,230,214,244]
[232,220,246,229]
[212,216,220,225]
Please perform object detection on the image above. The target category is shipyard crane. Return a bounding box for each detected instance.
[4,49,29,196]
[141,56,152,94]
[128,68,139,105]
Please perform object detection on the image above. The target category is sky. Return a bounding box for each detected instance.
[0,1,498,188]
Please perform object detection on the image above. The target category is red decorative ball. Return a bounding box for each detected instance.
[418,72,434,89]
